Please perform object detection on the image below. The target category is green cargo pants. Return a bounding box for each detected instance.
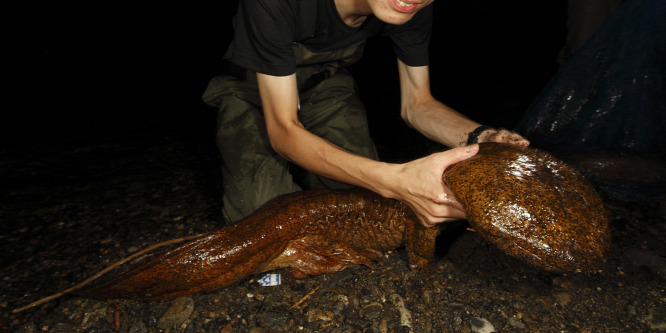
[203,41,379,223]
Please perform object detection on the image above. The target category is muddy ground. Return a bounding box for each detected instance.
[4,2,666,332]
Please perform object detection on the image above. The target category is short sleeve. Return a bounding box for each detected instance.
[387,5,433,66]
[232,0,299,76]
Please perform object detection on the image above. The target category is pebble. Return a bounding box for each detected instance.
[626,304,637,316]
[360,302,383,320]
[452,316,463,331]
[421,290,433,304]
[507,317,526,329]
[470,317,496,333]
[646,307,666,330]
[333,298,348,315]
[552,277,572,289]
[257,311,290,329]
[306,309,335,322]
[553,292,572,306]
[157,297,195,330]
[421,319,433,332]
[80,306,107,330]
[378,319,389,333]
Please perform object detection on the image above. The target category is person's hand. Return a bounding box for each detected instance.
[389,145,479,228]
[482,128,530,147]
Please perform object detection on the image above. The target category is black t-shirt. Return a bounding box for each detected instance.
[232,0,433,76]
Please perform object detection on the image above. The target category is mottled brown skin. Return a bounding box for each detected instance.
[80,143,610,300]
[444,143,610,273]
[80,190,438,300]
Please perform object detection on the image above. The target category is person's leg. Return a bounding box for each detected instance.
[214,76,301,223]
[297,69,379,190]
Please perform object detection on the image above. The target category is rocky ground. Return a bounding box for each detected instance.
[2,118,666,332]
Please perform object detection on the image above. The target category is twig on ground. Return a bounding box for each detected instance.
[291,285,321,309]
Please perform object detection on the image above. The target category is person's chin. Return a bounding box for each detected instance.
[375,12,415,25]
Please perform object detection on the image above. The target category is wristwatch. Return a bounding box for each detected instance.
[466,125,496,145]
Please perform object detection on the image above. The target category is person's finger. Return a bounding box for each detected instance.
[417,207,467,227]
[433,144,479,170]
[427,146,477,208]
[416,200,467,227]
[433,191,463,210]
[509,133,530,147]
[487,129,530,147]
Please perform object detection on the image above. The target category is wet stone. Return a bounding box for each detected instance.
[378,319,389,333]
[257,311,290,329]
[359,302,383,320]
[80,306,107,331]
[507,317,526,329]
[332,295,349,315]
[420,318,433,332]
[553,292,572,306]
[343,311,372,329]
[647,307,666,330]
[626,304,637,316]
[305,309,335,322]
[157,296,195,330]
[367,323,381,333]
[452,316,463,331]
[394,325,413,333]
[421,290,433,304]
[470,317,496,333]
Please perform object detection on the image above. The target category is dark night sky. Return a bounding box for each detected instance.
[11,1,565,147]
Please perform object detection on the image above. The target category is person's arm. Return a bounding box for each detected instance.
[257,72,387,192]
[397,59,530,147]
[257,72,475,227]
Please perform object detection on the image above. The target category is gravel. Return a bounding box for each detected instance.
[2,128,665,332]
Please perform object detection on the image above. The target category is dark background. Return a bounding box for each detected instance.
[11,1,565,155]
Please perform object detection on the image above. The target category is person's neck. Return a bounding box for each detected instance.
[334,0,371,27]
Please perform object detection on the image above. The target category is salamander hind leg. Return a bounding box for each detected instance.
[263,235,384,277]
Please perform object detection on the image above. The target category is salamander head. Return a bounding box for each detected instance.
[444,143,610,273]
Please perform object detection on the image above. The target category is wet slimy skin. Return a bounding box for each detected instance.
[79,143,610,300]
[79,190,437,300]
[444,143,610,273]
